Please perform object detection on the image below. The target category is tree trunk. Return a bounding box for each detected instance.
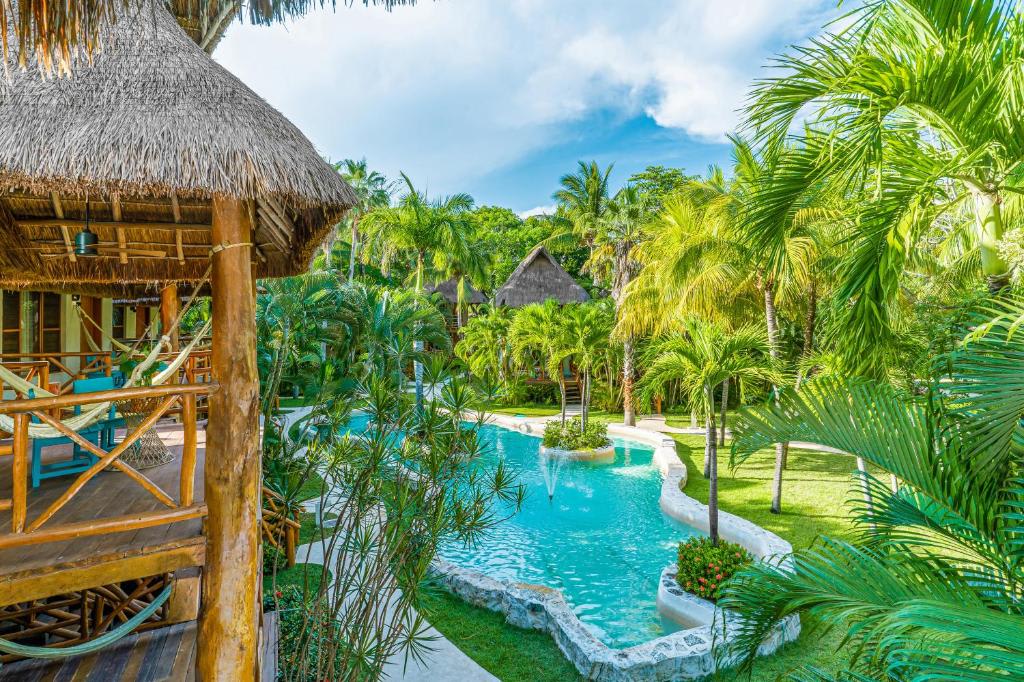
[348,217,359,284]
[703,384,714,479]
[764,282,787,515]
[622,338,635,426]
[972,188,1011,293]
[414,250,425,413]
[718,378,729,446]
[199,198,261,681]
[559,376,567,426]
[690,410,697,429]
[706,383,719,544]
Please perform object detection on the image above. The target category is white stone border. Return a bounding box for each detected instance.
[431,414,801,680]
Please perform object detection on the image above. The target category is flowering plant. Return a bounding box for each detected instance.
[675,536,752,602]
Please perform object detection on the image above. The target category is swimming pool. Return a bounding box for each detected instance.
[438,422,702,648]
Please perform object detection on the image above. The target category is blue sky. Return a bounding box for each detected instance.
[215,1,841,214]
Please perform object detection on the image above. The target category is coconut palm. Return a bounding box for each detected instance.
[559,302,614,431]
[639,320,780,543]
[743,0,1024,377]
[548,160,614,283]
[455,307,512,383]
[335,158,392,282]
[361,174,475,410]
[590,184,653,426]
[509,300,572,424]
[721,299,1024,681]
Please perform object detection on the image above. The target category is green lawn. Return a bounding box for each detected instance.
[419,588,584,682]
[424,428,864,681]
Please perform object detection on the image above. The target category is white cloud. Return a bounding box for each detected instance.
[215,1,835,204]
[519,205,555,219]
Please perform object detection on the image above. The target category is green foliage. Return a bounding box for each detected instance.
[722,299,1024,681]
[627,165,696,210]
[541,417,609,450]
[270,585,352,682]
[675,536,751,602]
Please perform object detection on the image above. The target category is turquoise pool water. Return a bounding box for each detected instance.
[439,423,702,648]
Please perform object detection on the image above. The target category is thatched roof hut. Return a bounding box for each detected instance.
[0,0,356,295]
[425,278,486,306]
[494,246,589,308]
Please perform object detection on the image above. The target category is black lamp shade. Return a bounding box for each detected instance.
[74,227,98,256]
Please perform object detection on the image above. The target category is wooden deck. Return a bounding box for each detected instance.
[0,613,279,681]
[0,422,206,583]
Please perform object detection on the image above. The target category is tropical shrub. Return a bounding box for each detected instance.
[271,586,351,682]
[675,537,751,602]
[542,418,610,450]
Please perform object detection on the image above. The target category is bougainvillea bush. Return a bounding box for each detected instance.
[675,536,751,602]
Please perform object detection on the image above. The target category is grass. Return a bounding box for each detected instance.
[423,414,866,681]
[419,588,584,682]
[262,562,328,598]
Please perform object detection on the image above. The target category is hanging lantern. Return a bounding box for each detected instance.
[74,199,98,256]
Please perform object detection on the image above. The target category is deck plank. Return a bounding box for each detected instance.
[0,423,205,580]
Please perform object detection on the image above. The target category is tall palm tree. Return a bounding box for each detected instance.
[591,185,653,426]
[550,160,614,284]
[361,174,475,410]
[559,302,614,431]
[455,307,512,383]
[509,300,571,425]
[335,159,392,282]
[639,320,779,543]
[721,300,1024,680]
[743,0,1024,376]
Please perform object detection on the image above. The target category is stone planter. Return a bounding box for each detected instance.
[538,442,615,461]
[657,564,720,629]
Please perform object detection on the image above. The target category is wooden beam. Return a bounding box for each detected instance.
[171,193,186,265]
[17,218,211,232]
[200,197,261,681]
[0,505,207,552]
[254,206,290,253]
[111,194,128,265]
[51,192,76,263]
[0,537,206,606]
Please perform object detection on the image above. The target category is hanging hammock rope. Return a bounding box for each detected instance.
[0,583,171,664]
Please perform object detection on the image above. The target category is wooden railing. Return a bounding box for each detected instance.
[261,486,301,568]
[0,352,112,394]
[0,384,209,550]
[0,361,50,398]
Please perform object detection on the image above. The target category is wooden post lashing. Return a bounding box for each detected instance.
[198,197,261,682]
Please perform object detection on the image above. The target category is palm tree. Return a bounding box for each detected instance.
[559,302,614,431]
[550,160,614,284]
[743,0,1024,376]
[639,320,779,543]
[509,300,572,424]
[591,185,653,426]
[455,307,512,383]
[721,300,1024,680]
[361,174,475,410]
[334,159,392,282]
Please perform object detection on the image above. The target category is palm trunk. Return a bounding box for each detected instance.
[972,188,1011,293]
[703,384,715,479]
[690,410,697,429]
[718,378,729,446]
[623,338,635,426]
[559,376,567,426]
[706,383,719,544]
[581,372,590,431]
[347,217,359,284]
[414,250,425,413]
[765,282,787,514]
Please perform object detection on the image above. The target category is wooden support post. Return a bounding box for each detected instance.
[160,283,180,352]
[199,197,261,682]
[12,413,28,533]
[181,393,197,506]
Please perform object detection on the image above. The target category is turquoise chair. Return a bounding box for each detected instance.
[30,377,121,488]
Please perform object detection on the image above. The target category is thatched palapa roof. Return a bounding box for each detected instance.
[494,246,589,308]
[0,1,356,295]
[425,278,486,306]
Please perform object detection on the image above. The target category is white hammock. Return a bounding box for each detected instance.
[74,302,156,356]
[0,319,212,439]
